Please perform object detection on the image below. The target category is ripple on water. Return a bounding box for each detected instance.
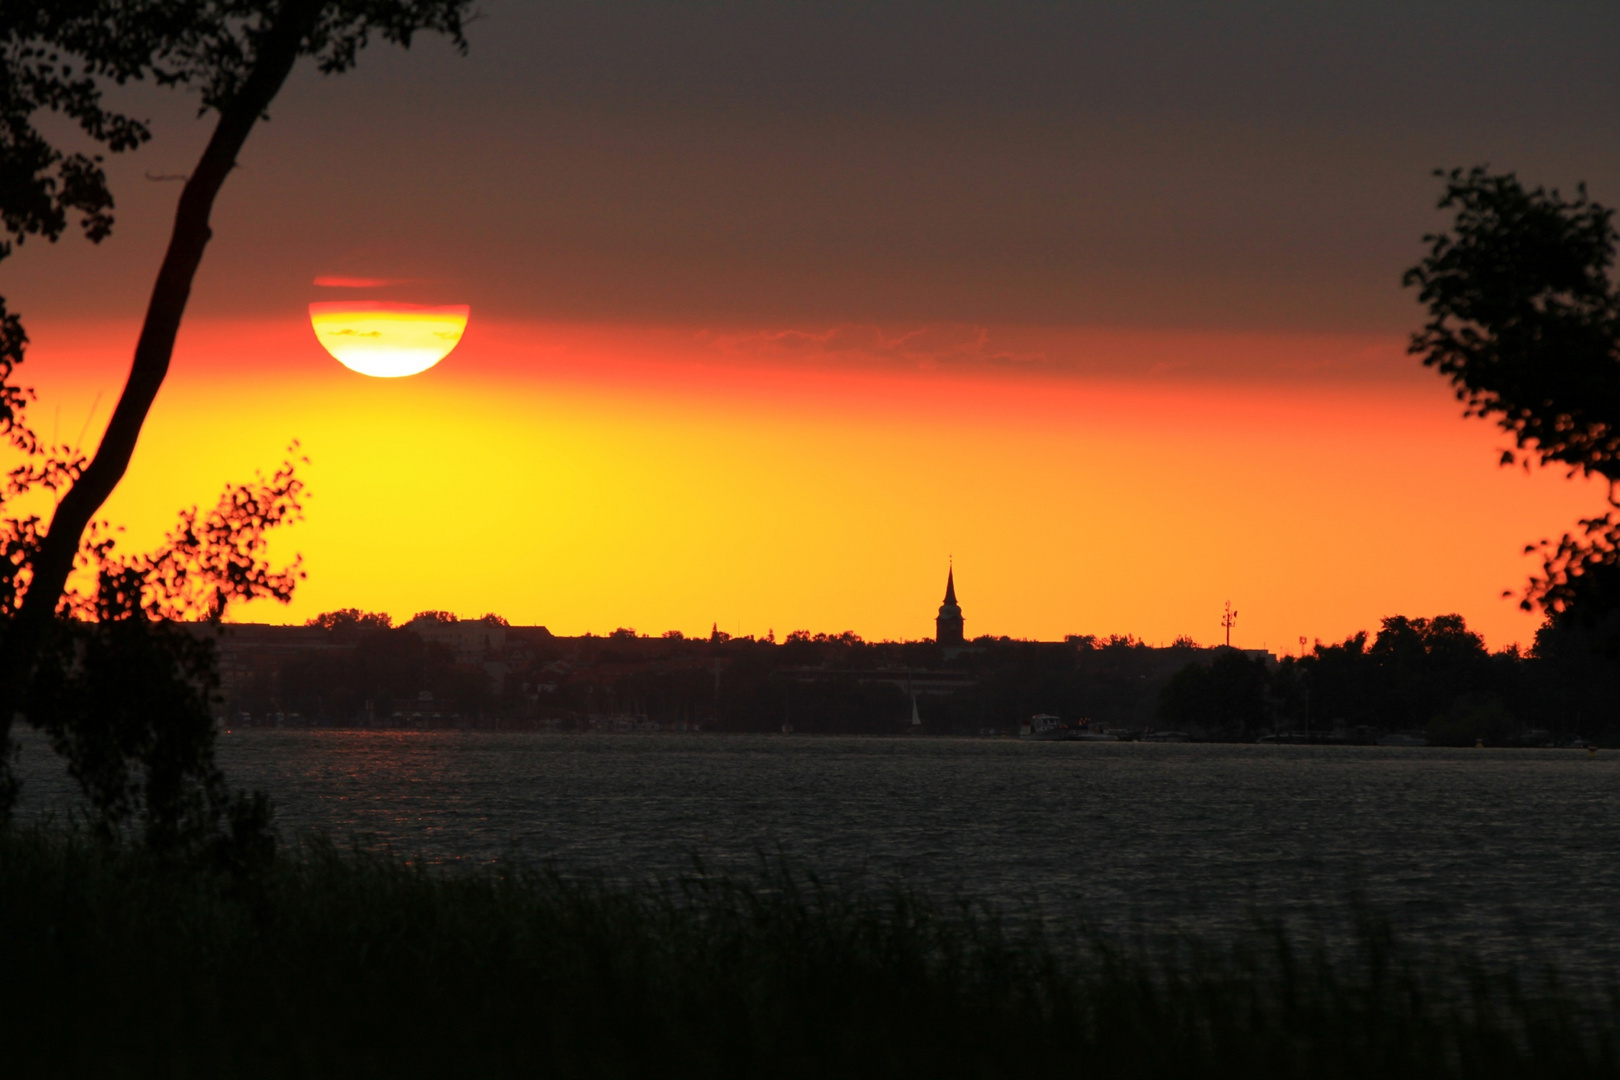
[11,729,1620,978]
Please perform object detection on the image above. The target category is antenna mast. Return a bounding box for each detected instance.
[1221,601,1238,648]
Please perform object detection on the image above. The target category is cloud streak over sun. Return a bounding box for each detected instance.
[311,276,417,289]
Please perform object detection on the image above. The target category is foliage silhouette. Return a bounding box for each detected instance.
[206,611,1620,743]
[29,616,229,850]
[1249,613,1606,745]
[4,453,304,844]
[1160,648,1268,739]
[2,828,1617,1079]
[0,0,475,800]
[307,607,394,631]
[1405,167,1620,632]
[249,620,494,724]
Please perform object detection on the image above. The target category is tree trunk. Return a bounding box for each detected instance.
[0,5,317,808]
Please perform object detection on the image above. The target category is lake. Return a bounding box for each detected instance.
[12,729,1620,979]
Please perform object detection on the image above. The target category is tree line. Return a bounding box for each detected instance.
[220,611,1617,746]
[1164,614,1616,745]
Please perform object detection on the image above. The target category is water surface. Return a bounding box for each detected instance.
[14,730,1619,978]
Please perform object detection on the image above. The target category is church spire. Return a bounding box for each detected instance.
[936,562,964,647]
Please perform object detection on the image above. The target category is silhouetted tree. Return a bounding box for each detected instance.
[270,624,489,723]
[1298,631,1375,731]
[1405,167,1620,633]
[1426,695,1518,748]
[22,462,303,847]
[307,608,394,632]
[1364,614,1492,732]
[0,2,163,421]
[1527,617,1620,739]
[1160,650,1268,739]
[1283,613,1546,742]
[0,0,474,793]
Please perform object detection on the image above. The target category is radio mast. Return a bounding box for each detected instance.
[1221,601,1238,648]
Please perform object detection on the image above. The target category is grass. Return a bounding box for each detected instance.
[0,826,1616,1079]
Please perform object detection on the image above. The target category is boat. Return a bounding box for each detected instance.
[1376,732,1428,747]
[1056,717,1115,742]
[1140,730,1190,743]
[1069,728,1119,742]
[1258,731,1346,745]
[1020,714,1070,741]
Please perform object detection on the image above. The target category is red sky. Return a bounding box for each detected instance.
[5,2,1619,649]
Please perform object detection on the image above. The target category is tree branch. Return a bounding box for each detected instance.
[0,0,321,733]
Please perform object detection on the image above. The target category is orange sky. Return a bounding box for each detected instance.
[5,5,1616,658]
[13,314,1604,652]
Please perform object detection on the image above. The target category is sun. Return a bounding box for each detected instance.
[309,302,470,377]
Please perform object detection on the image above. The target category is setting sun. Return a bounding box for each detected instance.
[309,302,470,378]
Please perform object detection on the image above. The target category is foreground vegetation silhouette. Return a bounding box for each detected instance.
[0,827,1615,1080]
[1406,168,1620,649]
[0,0,475,815]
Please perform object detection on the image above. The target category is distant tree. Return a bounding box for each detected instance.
[1427,695,1517,748]
[1291,613,1522,737]
[479,612,510,627]
[1365,614,1492,731]
[410,610,459,625]
[308,608,393,631]
[1404,167,1620,633]
[266,625,488,724]
[1527,618,1620,739]
[1298,631,1375,731]
[0,1,474,796]
[1160,650,1268,739]
[1372,614,1486,666]
[1267,655,1309,730]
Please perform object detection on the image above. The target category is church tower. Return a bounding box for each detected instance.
[935,565,965,647]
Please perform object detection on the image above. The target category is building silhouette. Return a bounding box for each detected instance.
[936,566,965,647]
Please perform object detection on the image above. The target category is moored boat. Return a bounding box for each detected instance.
[1020,714,1070,740]
[1069,727,1120,742]
[1061,717,1117,741]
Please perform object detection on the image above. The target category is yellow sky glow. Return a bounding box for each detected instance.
[15,317,1607,652]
